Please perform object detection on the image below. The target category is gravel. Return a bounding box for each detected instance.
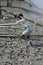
[0,37,43,65]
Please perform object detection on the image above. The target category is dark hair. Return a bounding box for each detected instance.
[18,13,23,19]
[19,13,23,17]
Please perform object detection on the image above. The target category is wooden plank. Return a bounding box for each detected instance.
[0,34,42,37]
[0,34,42,41]
[0,23,16,26]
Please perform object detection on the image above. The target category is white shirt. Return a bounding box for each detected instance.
[15,19,29,28]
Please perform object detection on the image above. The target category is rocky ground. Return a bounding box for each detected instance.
[0,37,43,65]
[0,0,43,65]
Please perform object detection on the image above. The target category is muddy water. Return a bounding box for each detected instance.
[25,0,43,14]
[31,0,43,10]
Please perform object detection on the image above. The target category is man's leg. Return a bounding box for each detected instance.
[30,40,33,46]
[20,34,26,39]
[27,35,30,39]
[26,35,33,46]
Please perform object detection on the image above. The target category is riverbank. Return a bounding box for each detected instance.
[0,0,43,35]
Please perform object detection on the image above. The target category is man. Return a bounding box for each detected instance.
[15,13,32,40]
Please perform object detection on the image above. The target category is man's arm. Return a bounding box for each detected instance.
[15,19,25,25]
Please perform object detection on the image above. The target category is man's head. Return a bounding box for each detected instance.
[18,13,23,19]
[16,13,24,20]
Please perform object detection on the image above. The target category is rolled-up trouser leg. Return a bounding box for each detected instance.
[22,26,32,39]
